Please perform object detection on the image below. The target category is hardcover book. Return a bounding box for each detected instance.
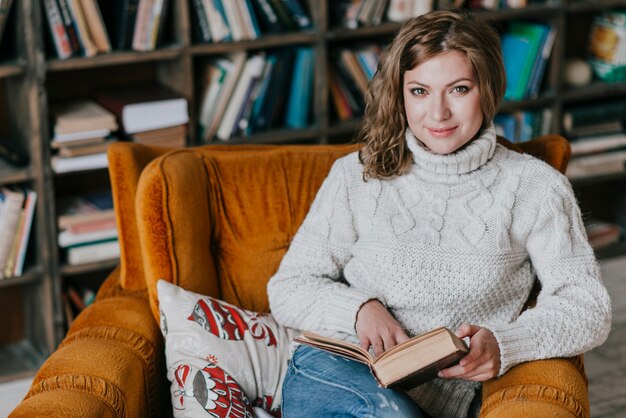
[293,327,469,390]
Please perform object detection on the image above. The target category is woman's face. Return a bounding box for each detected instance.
[402,50,483,155]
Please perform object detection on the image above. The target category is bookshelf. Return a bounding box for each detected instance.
[1,0,626,383]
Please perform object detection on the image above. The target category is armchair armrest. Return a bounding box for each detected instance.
[481,355,588,418]
[10,292,167,418]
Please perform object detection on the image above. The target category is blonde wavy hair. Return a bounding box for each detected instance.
[357,10,506,180]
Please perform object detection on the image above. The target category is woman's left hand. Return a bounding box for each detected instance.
[438,324,500,382]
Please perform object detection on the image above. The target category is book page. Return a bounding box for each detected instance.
[293,332,373,364]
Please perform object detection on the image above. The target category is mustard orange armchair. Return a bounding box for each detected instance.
[12,135,589,418]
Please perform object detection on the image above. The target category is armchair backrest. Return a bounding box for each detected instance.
[135,136,570,321]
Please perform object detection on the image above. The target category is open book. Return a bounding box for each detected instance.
[293,327,469,390]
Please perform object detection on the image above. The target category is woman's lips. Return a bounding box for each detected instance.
[428,127,457,138]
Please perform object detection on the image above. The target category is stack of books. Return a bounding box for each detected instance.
[198,48,315,142]
[41,0,112,59]
[0,186,37,279]
[563,99,626,180]
[96,83,189,147]
[329,45,381,122]
[190,0,312,44]
[57,190,119,266]
[50,99,118,174]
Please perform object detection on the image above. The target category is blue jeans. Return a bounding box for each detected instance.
[282,345,425,417]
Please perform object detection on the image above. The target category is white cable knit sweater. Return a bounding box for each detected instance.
[267,123,611,418]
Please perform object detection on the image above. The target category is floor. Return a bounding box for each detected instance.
[586,255,626,418]
[0,257,625,417]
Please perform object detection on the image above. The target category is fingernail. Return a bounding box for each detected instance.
[438,371,444,378]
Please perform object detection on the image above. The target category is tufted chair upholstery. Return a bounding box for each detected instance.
[12,134,589,418]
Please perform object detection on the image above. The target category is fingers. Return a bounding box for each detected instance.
[359,328,410,357]
[439,326,501,382]
[455,323,480,339]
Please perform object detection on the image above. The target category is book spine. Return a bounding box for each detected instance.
[79,0,112,52]
[42,0,73,59]
[280,0,311,30]
[131,0,153,51]
[250,0,283,34]
[13,191,37,277]
[191,0,212,43]
[115,0,140,49]
[0,189,24,278]
[211,0,233,41]
[56,0,84,55]
[267,0,296,31]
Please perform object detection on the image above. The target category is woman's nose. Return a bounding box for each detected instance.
[430,96,451,121]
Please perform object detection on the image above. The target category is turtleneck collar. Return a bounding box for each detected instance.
[405,122,497,178]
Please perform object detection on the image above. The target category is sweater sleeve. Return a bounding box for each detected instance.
[490,174,612,375]
[267,158,379,336]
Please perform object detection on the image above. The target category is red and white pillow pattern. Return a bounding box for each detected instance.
[157,280,299,418]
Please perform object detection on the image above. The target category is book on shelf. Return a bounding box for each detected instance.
[131,124,187,147]
[502,21,551,101]
[201,52,247,141]
[249,48,295,133]
[0,186,36,279]
[57,0,84,56]
[0,186,25,279]
[51,152,108,173]
[129,0,170,51]
[66,239,120,265]
[562,99,626,136]
[57,191,114,230]
[566,150,626,180]
[95,84,189,135]
[57,138,117,158]
[294,327,469,390]
[494,108,552,144]
[77,0,112,53]
[387,0,433,22]
[68,0,98,57]
[284,47,314,129]
[41,0,73,59]
[108,0,140,50]
[570,133,626,156]
[190,0,313,42]
[52,99,118,136]
[216,54,267,140]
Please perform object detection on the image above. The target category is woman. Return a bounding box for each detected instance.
[267,9,611,418]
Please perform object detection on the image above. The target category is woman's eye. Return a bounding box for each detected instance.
[411,87,426,95]
[453,86,469,93]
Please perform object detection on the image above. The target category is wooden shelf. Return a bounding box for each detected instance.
[189,32,317,55]
[327,22,401,41]
[561,81,626,103]
[59,259,119,276]
[218,127,323,145]
[0,160,33,186]
[0,340,45,384]
[0,60,26,79]
[0,266,44,289]
[45,46,184,72]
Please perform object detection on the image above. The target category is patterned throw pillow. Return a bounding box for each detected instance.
[157,280,299,417]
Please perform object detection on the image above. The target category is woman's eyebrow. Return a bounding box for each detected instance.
[405,77,474,87]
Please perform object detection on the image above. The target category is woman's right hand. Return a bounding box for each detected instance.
[355,299,409,357]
